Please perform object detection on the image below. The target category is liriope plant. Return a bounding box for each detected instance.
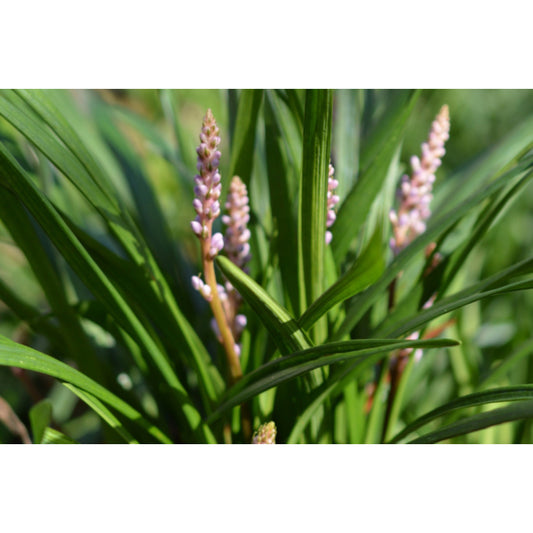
[0,88,532,444]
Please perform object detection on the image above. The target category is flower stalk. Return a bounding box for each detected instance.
[190,110,242,384]
[381,105,450,441]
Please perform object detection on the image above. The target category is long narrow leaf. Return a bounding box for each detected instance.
[332,90,420,264]
[298,89,333,324]
[264,91,300,314]
[409,399,533,444]
[390,385,533,443]
[216,256,312,355]
[0,143,215,442]
[0,335,171,443]
[208,338,458,423]
[228,89,263,183]
[63,383,139,444]
[299,224,385,330]
[0,185,104,381]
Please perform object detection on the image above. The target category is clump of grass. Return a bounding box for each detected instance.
[0,89,532,444]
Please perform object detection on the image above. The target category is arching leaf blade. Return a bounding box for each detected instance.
[0,335,171,444]
[208,338,458,424]
[216,255,312,355]
[63,383,139,444]
[408,399,533,444]
[299,224,385,331]
[390,385,533,443]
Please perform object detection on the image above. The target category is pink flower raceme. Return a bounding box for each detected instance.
[212,175,252,355]
[190,109,224,300]
[189,109,246,404]
[325,162,339,245]
[190,109,224,256]
[222,176,252,273]
[389,105,450,255]
[388,106,450,365]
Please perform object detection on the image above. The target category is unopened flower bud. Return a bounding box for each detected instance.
[252,421,277,444]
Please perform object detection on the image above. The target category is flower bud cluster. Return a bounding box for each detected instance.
[325,162,339,245]
[191,275,212,302]
[222,176,251,272]
[389,105,450,255]
[190,109,224,259]
[210,175,252,356]
[251,421,277,444]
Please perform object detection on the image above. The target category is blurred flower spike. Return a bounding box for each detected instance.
[325,162,339,245]
[222,176,252,273]
[389,105,450,255]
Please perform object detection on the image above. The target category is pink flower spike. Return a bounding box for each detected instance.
[325,161,339,244]
[390,105,450,254]
[223,176,252,272]
[190,109,223,248]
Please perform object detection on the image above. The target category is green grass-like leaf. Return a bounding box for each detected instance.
[0,143,215,442]
[216,255,312,355]
[29,400,53,444]
[408,399,533,444]
[208,337,458,424]
[299,224,386,331]
[41,427,78,444]
[229,89,263,183]
[298,89,333,331]
[0,335,171,443]
[332,90,420,264]
[390,385,533,443]
[63,384,139,444]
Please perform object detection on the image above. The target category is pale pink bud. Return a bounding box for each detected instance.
[209,232,224,259]
[191,220,203,237]
[191,275,213,302]
[191,275,203,291]
[235,314,247,332]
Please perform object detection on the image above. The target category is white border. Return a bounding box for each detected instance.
[2,1,531,88]
[1,445,531,532]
